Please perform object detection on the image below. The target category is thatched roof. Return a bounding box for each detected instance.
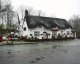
[25,16,72,29]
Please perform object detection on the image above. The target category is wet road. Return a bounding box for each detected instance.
[0,39,80,64]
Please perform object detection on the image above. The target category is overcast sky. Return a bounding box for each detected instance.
[11,0,80,20]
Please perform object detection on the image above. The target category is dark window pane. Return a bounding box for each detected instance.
[24,27,26,31]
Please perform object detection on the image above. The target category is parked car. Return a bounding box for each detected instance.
[0,35,3,42]
[3,36,8,41]
[7,34,19,41]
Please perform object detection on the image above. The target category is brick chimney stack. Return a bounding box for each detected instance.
[25,9,28,17]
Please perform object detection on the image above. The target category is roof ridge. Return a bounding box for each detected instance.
[29,15,66,20]
[25,15,71,29]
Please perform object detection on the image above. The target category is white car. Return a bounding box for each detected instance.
[3,36,8,41]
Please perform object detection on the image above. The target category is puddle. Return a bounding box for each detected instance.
[7,51,12,54]
[30,57,45,63]
[30,60,37,63]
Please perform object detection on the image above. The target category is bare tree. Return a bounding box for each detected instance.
[18,6,35,20]
[27,7,35,15]
[0,0,7,34]
[3,0,15,33]
[68,15,80,38]
[37,10,46,16]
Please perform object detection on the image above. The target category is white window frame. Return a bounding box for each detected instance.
[67,31,70,35]
[34,31,40,37]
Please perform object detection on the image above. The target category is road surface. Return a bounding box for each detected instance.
[0,39,80,64]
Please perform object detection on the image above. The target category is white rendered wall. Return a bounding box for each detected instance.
[19,20,74,39]
[57,28,73,38]
[28,26,52,39]
[22,20,29,37]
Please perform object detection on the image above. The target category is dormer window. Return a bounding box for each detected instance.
[39,25,42,28]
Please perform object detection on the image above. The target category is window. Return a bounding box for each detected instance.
[67,31,70,35]
[23,27,26,31]
[52,31,57,36]
[30,34,32,36]
[34,31,40,37]
[61,30,63,33]
[39,25,42,28]
[71,33,73,35]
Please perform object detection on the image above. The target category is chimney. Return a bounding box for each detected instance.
[25,9,28,17]
[25,9,30,22]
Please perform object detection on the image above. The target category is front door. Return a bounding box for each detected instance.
[52,31,57,38]
[43,32,48,39]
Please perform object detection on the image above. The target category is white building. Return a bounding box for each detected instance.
[18,10,76,39]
